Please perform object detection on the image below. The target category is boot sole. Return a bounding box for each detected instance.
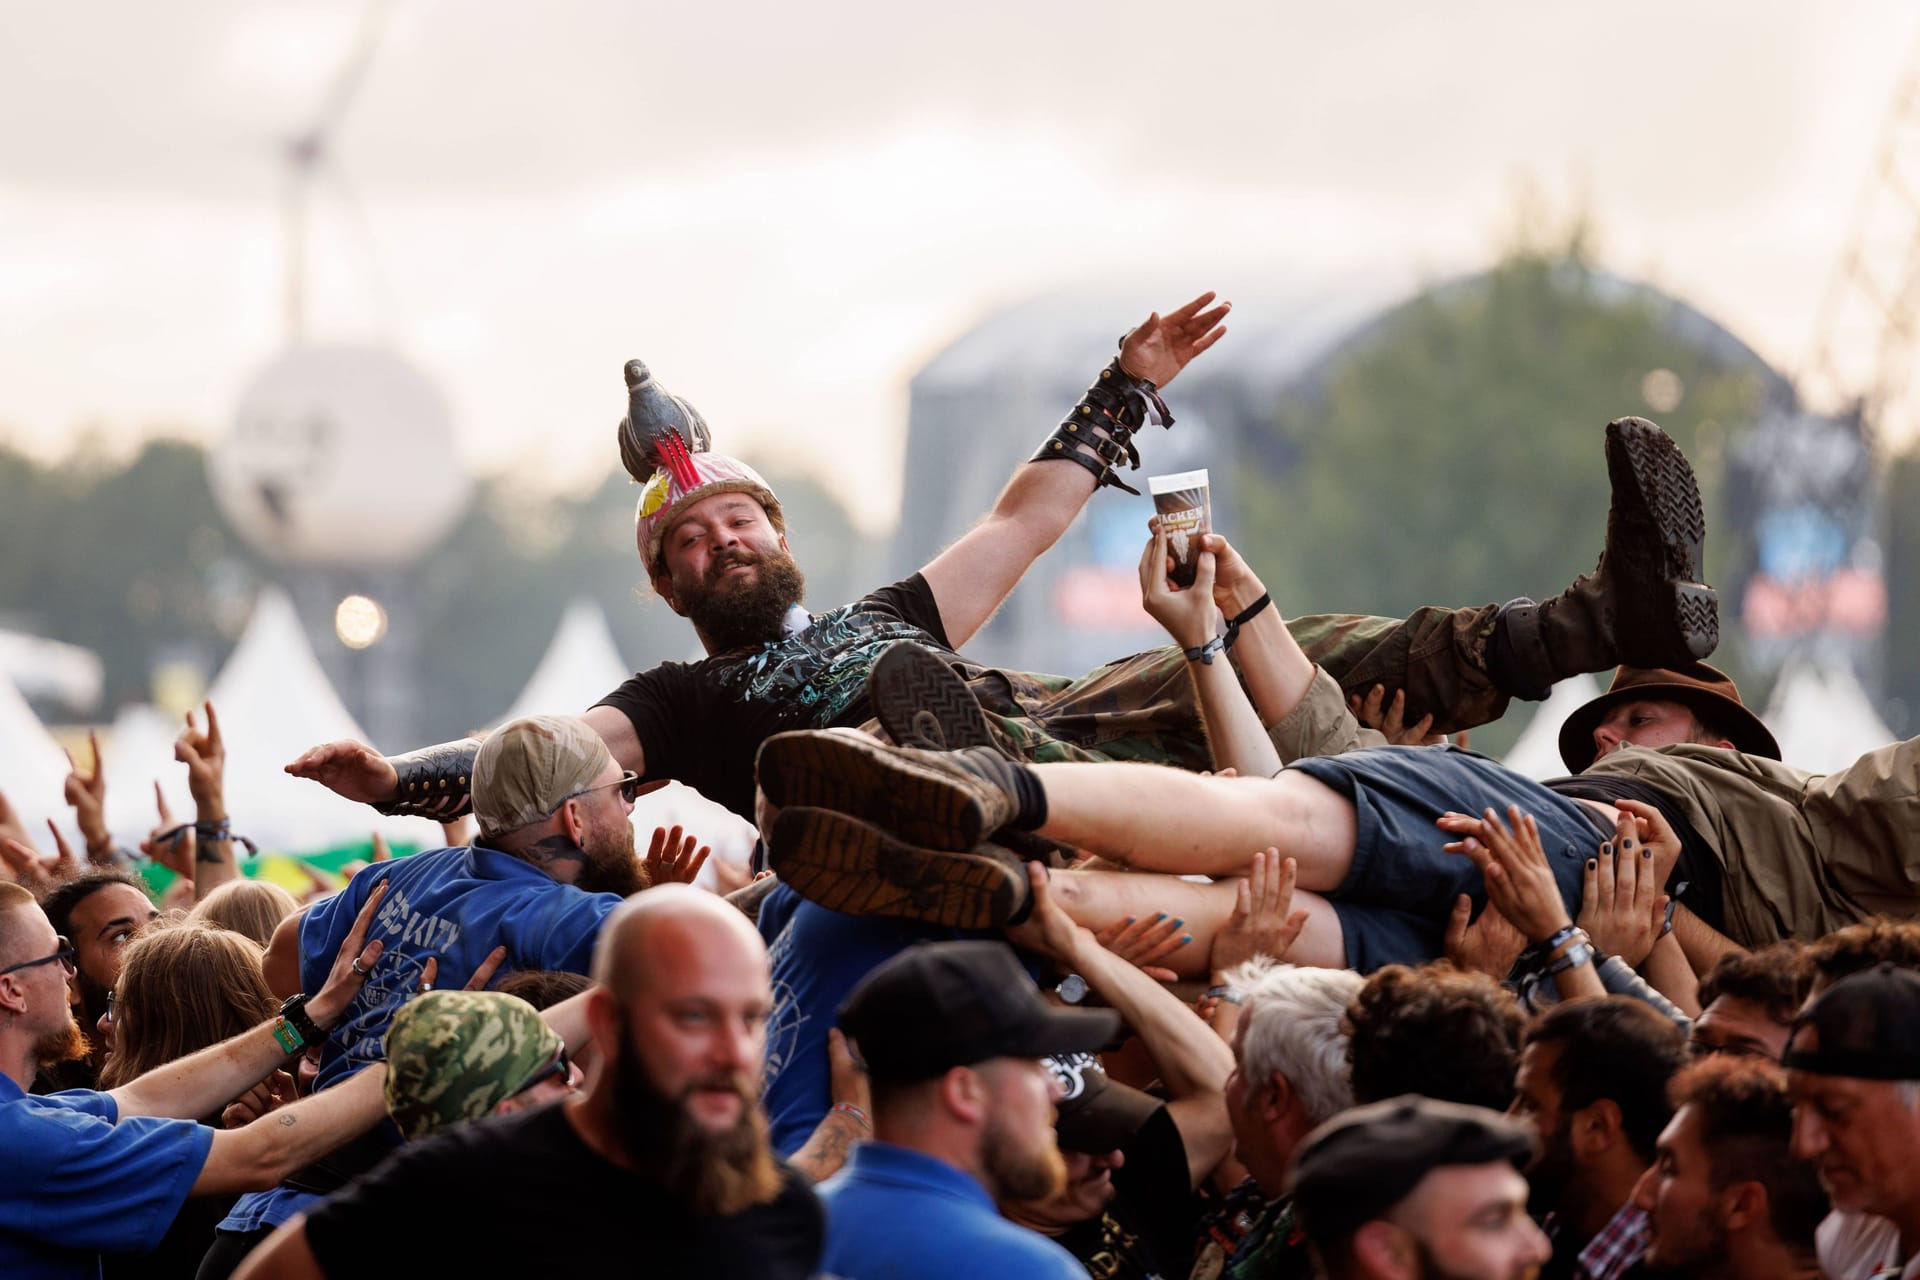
[756,730,991,851]
[768,807,1021,930]
[1604,417,1719,664]
[869,641,1000,752]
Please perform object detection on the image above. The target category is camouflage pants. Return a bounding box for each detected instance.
[951,603,1507,770]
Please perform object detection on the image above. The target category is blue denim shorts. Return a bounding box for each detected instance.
[1288,744,1609,970]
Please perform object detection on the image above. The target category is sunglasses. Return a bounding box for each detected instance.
[514,1047,573,1098]
[547,772,645,815]
[1,936,76,977]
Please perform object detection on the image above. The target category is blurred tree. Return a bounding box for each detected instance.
[1239,235,1770,752]
[0,440,864,742]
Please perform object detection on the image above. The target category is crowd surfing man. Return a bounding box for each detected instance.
[0,879,397,1278]
[232,887,822,1278]
[758,469,1918,968]
[287,301,1718,863]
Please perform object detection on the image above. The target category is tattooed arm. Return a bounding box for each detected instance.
[788,1028,870,1183]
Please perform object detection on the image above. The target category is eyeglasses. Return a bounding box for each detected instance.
[514,1047,573,1098]
[1,936,75,977]
[106,989,121,1024]
[547,772,645,815]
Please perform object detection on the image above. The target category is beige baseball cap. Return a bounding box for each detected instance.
[472,715,616,836]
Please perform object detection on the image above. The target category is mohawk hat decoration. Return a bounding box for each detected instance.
[617,358,784,572]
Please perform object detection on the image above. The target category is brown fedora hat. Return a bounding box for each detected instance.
[1558,661,1780,773]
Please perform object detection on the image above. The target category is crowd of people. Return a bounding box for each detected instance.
[4,291,1919,1279]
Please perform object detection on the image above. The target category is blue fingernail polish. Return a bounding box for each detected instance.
[1154,913,1166,921]
[1125,916,1136,924]
[1180,935,1192,945]
[1173,918,1184,927]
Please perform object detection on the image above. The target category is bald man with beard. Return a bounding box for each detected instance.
[236,885,823,1278]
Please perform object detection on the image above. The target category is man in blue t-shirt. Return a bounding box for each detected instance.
[204,714,653,1278]
[0,878,401,1280]
[817,940,1116,1280]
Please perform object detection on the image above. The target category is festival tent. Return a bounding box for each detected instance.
[0,670,78,851]
[100,703,195,846]
[500,599,631,724]
[499,599,757,892]
[1500,673,1604,779]
[203,587,440,855]
[1764,662,1896,774]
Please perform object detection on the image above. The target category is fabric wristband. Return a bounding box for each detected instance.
[1185,636,1227,666]
[1222,593,1273,650]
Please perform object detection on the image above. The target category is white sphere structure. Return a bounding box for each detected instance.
[209,345,471,566]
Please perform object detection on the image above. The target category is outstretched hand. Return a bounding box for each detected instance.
[1438,805,1573,944]
[1351,686,1446,746]
[1577,810,1664,968]
[285,740,399,805]
[175,701,227,810]
[1209,849,1309,977]
[1442,893,1529,979]
[1003,861,1089,964]
[62,730,110,854]
[1118,292,1231,387]
[308,881,388,1028]
[644,824,711,887]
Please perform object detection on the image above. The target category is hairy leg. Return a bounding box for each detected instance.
[1048,869,1348,973]
[1032,765,1359,886]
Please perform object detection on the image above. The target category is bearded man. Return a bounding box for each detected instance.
[235,885,822,1278]
[201,714,660,1278]
[815,940,1119,1280]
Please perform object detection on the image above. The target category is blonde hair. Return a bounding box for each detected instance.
[189,878,299,947]
[98,921,279,1090]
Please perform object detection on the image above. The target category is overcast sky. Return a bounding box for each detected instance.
[2,1,1915,530]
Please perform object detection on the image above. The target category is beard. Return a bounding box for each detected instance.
[1412,1236,1543,1280]
[983,1110,1068,1202]
[1525,1120,1575,1217]
[677,549,806,653]
[1641,1209,1728,1276]
[608,1024,783,1217]
[35,1010,92,1069]
[577,816,648,897]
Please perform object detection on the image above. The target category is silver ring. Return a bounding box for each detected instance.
[419,982,434,992]
[350,959,369,976]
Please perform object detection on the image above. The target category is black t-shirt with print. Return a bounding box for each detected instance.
[303,1101,823,1277]
[1055,1106,1202,1280]
[595,575,953,821]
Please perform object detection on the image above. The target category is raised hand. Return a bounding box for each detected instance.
[1139,524,1219,649]
[1351,685,1444,746]
[285,740,399,805]
[1438,805,1573,944]
[1192,532,1264,615]
[308,881,389,1027]
[643,824,711,887]
[1442,893,1529,980]
[63,730,113,859]
[139,782,194,880]
[175,701,227,812]
[1209,849,1309,977]
[0,786,36,860]
[1577,815,1663,968]
[1117,292,1231,387]
[1004,861,1092,966]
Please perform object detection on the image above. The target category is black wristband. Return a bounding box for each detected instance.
[278,994,325,1050]
[1222,593,1272,650]
[1184,636,1227,666]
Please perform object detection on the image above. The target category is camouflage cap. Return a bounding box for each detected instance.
[471,714,615,837]
[384,990,565,1140]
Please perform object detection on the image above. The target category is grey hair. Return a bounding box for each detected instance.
[1231,959,1364,1127]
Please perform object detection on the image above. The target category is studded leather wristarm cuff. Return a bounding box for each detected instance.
[372,739,481,821]
[1030,354,1174,495]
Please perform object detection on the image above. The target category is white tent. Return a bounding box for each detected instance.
[204,588,440,853]
[0,671,78,851]
[498,599,759,893]
[500,599,632,724]
[1764,663,1896,774]
[101,703,195,847]
[1500,673,1604,780]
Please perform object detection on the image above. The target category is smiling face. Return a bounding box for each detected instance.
[1631,1105,1728,1273]
[651,491,806,652]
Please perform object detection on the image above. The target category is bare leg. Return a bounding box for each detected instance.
[1049,869,1348,973]
[1032,764,1359,887]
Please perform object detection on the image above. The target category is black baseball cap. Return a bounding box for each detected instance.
[1784,963,1920,1081]
[1048,1051,1163,1154]
[839,941,1120,1083]
[1288,1096,1536,1242]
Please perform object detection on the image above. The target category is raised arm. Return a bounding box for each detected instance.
[919,293,1229,648]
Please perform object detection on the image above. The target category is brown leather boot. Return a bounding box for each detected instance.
[768,807,1032,930]
[1495,417,1717,697]
[755,730,1021,852]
